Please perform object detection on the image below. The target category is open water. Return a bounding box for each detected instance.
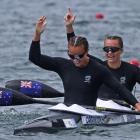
[0,0,140,139]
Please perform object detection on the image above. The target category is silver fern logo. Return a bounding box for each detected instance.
[84,76,91,83]
[120,76,126,84]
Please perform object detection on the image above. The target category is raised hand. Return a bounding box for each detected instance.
[64,8,76,27]
[135,103,140,112]
[35,16,47,35]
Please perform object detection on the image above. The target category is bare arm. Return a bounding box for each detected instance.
[33,16,47,41]
[64,8,76,34]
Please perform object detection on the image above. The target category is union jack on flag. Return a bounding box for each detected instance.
[20,81,32,88]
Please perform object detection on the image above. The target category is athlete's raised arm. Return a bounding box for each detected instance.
[33,16,47,41]
[64,8,76,41]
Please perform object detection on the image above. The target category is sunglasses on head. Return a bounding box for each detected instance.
[103,46,121,53]
[68,52,85,60]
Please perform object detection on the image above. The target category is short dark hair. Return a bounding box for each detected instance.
[104,35,123,48]
[68,36,89,52]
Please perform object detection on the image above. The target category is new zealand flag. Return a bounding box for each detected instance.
[20,80,42,97]
[0,90,13,106]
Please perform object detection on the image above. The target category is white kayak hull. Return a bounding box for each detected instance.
[14,109,140,135]
[14,99,140,135]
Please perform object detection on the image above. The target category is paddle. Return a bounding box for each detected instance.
[1,87,140,115]
[34,100,140,115]
[33,98,60,105]
[32,100,140,115]
[94,106,140,115]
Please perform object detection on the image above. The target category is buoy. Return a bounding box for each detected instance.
[129,58,139,67]
[95,13,104,19]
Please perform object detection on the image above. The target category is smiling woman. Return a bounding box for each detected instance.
[103,36,123,68]
[97,35,140,101]
[27,15,140,111]
[68,37,88,57]
[67,36,90,68]
[64,8,140,110]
